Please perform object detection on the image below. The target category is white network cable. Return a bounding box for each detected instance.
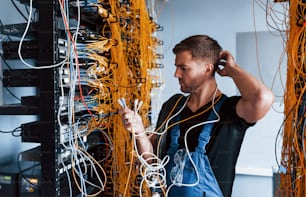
[61,47,105,196]
[134,96,189,197]
[127,87,221,196]
[118,98,171,197]
[165,87,221,196]
[56,1,107,196]
[18,0,67,69]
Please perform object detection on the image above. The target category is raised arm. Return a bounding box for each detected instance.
[217,50,274,123]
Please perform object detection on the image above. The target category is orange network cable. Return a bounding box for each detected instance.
[278,1,306,196]
[252,1,305,196]
[252,0,289,114]
[106,3,132,196]
[72,1,162,196]
[108,0,158,196]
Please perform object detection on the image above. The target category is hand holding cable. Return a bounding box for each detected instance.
[118,98,146,138]
[118,98,169,196]
[118,98,154,161]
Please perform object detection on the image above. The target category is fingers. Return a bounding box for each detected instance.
[120,109,144,132]
[121,114,133,132]
[216,66,226,76]
[122,113,137,125]
[121,110,132,126]
[219,50,231,60]
[119,108,133,127]
[219,50,228,57]
[118,98,145,134]
[217,50,241,78]
[219,50,236,65]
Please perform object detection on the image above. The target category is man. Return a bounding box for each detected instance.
[120,35,274,197]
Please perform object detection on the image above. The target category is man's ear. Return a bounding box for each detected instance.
[205,63,215,73]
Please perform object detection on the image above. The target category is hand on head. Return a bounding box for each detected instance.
[215,50,238,77]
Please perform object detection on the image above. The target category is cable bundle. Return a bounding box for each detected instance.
[278,1,306,196]
[65,0,163,196]
[104,1,160,196]
[17,0,163,196]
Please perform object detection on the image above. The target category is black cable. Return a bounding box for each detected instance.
[0,129,13,134]
[17,152,40,189]
[24,4,29,16]
[12,126,22,137]
[0,75,21,102]
[0,53,13,70]
[4,87,21,102]
[24,3,38,21]
[10,0,28,22]
[0,126,22,137]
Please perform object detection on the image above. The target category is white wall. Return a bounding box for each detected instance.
[157,0,287,196]
[157,0,287,100]
[236,31,286,171]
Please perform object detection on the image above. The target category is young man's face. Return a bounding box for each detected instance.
[174,50,209,93]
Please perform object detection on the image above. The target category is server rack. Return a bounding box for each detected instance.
[1,0,163,196]
[0,0,59,196]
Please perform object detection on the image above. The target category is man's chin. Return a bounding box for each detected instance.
[180,88,189,93]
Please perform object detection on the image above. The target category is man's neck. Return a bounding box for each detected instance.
[187,82,220,112]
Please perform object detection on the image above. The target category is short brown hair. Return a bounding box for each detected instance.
[173,35,222,66]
